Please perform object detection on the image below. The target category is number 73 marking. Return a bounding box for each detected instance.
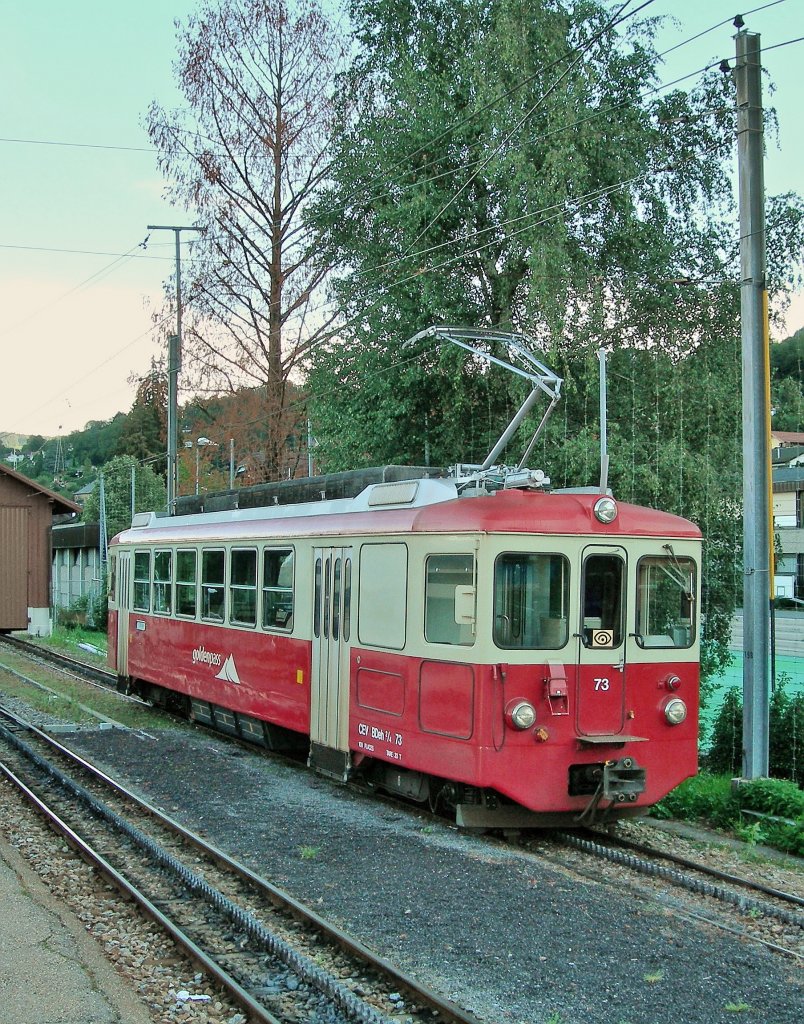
[594,677,611,692]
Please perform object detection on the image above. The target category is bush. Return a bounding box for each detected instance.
[703,677,804,784]
[653,774,738,829]
[705,687,742,776]
[654,773,804,857]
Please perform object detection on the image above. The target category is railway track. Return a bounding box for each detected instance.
[3,633,802,962]
[0,701,482,1024]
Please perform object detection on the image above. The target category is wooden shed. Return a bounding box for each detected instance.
[0,464,80,635]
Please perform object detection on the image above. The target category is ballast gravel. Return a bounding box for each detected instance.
[46,721,800,1024]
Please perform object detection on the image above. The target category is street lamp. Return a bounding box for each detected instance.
[194,437,217,495]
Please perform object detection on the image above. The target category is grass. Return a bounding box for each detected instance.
[24,625,108,662]
[0,652,169,730]
[298,845,320,860]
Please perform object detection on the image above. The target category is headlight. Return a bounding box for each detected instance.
[507,700,537,730]
[594,496,618,523]
[664,698,687,725]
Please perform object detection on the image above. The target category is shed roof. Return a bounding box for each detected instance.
[0,463,80,515]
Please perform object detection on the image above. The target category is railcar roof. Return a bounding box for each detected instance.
[111,487,701,546]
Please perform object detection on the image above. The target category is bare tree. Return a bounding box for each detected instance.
[148,0,345,479]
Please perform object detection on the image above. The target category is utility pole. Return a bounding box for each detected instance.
[734,28,772,779]
[147,224,203,512]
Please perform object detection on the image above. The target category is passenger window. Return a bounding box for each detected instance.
[230,548,257,626]
[582,554,624,647]
[494,553,568,649]
[108,553,117,603]
[263,548,294,630]
[176,550,198,618]
[133,551,151,612]
[201,549,225,622]
[636,554,695,648]
[153,550,172,615]
[425,554,475,646]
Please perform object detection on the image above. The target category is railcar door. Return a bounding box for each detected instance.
[116,550,132,678]
[575,546,628,737]
[309,547,353,779]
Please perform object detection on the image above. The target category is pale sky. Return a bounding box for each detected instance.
[1,0,802,439]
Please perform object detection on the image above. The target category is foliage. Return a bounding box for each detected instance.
[654,773,804,855]
[116,359,168,470]
[705,676,804,783]
[705,687,743,777]
[771,327,803,382]
[653,773,737,829]
[146,0,347,479]
[56,591,108,632]
[81,455,166,538]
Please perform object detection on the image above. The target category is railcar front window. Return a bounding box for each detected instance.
[582,554,624,647]
[133,551,151,612]
[176,550,198,617]
[263,548,294,630]
[201,549,225,622]
[494,553,569,649]
[153,550,172,614]
[230,548,257,626]
[425,554,475,646]
[636,554,696,648]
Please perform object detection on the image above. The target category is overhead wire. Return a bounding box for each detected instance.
[14,5,802,430]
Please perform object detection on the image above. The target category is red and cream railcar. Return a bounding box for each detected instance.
[108,477,701,827]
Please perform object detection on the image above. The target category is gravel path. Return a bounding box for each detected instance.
[55,722,800,1024]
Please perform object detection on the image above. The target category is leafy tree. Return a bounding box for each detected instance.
[305,0,804,687]
[82,455,166,538]
[115,359,168,470]
[147,0,347,479]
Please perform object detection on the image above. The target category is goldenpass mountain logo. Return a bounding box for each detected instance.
[191,645,223,668]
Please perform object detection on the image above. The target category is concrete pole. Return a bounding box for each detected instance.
[735,31,770,778]
[147,224,203,512]
[167,333,180,507]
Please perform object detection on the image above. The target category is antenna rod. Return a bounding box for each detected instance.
[599,348,609,493]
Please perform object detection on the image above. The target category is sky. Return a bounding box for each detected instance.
[1,0,802,439]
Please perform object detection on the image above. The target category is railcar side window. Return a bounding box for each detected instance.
[133,551,151,612]
[230,548,257,626]
[425,554,475,646]
[582,553,624,647]
[176,550,198,618]
[636,554,696,648]
[201,549,225,622]
[342,558,352,642]
[153,550,172,615]
[263,548,294,630]
[108,553,117,603]
[494,553,568,649]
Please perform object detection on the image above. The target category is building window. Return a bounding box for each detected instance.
[201,549,225,622]
[176,550,198,618]
[133,551,151,612]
